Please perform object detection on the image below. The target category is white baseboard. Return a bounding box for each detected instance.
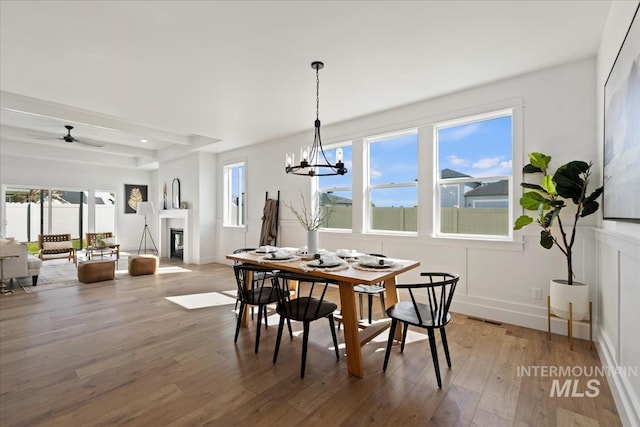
[596,331,640,427]
[451,296,593,340]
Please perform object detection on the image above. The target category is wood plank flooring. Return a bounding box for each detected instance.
[0,261,622,426]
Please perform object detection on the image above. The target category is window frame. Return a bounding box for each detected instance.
[366,128,419,234]
[317,141,353,231]
[433,109,514,241]
[223,162,246,228]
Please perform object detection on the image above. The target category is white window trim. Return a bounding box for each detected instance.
[318,141,353,231]
[366,129,419,234]
[223,162,246,228]
[433,108,518,241]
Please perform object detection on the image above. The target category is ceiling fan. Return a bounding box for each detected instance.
[35,125,104,147]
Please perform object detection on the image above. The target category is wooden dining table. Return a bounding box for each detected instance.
[226,251,420,378]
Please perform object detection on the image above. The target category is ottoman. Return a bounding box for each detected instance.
[128,255,158,276]
[77,259,115,283]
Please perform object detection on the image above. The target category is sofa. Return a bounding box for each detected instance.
[0,242,43,286]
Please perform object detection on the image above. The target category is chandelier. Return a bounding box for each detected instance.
[285,61,347,177]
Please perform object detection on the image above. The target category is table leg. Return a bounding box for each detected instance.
[241,270,253,328]
[383,277,402,340]
[338,281,363,378]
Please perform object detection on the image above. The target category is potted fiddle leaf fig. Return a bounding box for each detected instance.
[514,152,603,320]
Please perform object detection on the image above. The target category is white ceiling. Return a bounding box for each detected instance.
[0,0,612,169]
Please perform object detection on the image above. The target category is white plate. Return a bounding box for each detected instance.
[267,254,292,260]
[359,259,395,269]
[307,260,343,268]
[337,252,365,259]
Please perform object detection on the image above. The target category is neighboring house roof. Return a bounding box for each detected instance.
[441,168,472,179]
[465,180,509,197]
[320,193,353,205]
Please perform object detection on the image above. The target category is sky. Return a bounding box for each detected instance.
[318,115,512,207]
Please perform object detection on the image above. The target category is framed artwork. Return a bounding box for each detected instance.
[124,184,148,214]
[603,4,640,222]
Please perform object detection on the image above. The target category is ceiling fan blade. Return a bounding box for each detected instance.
[74,139,104,148]
[31,136,61,140]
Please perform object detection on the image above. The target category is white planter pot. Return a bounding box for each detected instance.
[307,230,319,256]
[549,279,589,321]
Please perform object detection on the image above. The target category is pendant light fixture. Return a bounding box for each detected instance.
[285,61,347,177]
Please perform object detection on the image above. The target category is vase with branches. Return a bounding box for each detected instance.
[287,192,333,255]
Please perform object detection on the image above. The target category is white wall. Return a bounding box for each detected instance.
[596,2,640,426]
[216,56,599,334]
[0,152,153,252]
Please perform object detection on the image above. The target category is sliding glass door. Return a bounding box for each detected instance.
[4,187,115,253]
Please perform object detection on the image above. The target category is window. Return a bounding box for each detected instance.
[435,111,512,237]
[318,144,352,229]
[224,163,245,227]
[4,187,115,252]
[367,130,418,232]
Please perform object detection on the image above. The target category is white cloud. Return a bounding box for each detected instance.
[447,155,469,166]
[370,168,383,178]
[472,157,501,169]
[444,123,481,141]
[499,160,512,169]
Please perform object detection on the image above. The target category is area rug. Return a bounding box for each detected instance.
[14,257,128,294]
[165,292,237,310]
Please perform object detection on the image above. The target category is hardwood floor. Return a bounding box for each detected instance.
[0,261,621,426]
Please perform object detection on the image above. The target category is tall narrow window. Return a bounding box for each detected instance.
[367,130,418,232]
[318,144,352,229]
[224,163,246,227]
[435,111,513,238]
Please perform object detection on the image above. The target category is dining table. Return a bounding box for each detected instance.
[226,250,420,378]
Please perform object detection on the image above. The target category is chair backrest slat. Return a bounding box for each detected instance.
[396,272,459,327]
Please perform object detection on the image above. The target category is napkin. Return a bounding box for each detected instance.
[336,249,357,257]
[358,255,385,266]
[316,254,342,265]
[258,245,278,253]
[268,250,290,259]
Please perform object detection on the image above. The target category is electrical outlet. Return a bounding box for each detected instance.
[532,287,542,300]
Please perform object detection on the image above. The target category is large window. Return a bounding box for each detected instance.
[435,111,512,237]
[367,130,418,232]
[318,144,352,229]
[4,187,115,252]
[224,162,246,227]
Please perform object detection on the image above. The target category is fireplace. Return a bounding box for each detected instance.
[170,228,184,260]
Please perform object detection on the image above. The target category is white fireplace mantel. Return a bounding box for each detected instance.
[158,209,191,263]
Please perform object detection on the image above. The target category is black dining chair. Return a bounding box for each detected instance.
[232,248,257,312]
[272,271,340,378]
[233,263,290,353]
[337,253,387,330]
[382,272,459,388]
[353,253,388,324]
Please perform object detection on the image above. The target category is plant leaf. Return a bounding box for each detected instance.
[581,200,599,217]
[542,208,560,227]
[529,152,551,170]
[521,182,544,191]
[541,175,556,195]
[584,186,603,204]
[520,191,552,211]
[540,230,554,249]
[523,163,543,174]
[514,215,533,230]
[554,163,585,201]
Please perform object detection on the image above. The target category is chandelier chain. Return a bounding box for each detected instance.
[316,67,320,120]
